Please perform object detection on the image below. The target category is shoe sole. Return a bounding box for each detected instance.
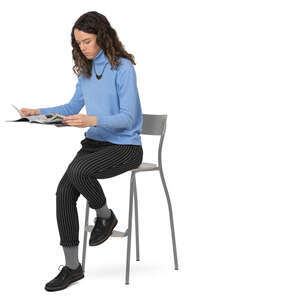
[89,218,118,246]
[45,273,84,292]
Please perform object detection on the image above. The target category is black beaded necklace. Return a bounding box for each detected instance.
[93,62,109,80]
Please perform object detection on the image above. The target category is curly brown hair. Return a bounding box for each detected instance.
[71,11,136,78]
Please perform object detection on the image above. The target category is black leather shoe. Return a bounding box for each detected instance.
[44,263,84,292]
[89,209,118,246]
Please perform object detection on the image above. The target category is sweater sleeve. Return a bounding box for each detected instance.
[39,79,84,116]
[94,63,139,129]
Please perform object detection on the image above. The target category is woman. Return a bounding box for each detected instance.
[21,11,143,292]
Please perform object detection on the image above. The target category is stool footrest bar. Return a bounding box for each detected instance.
[85,225,128,237]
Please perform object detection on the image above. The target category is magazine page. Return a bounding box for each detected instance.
[36,114,65,124]
[27,115,48,122]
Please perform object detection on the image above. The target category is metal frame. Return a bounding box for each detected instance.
[81,114,179,284]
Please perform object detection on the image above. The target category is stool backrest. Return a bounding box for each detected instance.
[141,114,167,136]
[140,114,168,167]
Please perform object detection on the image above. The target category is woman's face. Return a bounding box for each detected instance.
[74,28,101,59]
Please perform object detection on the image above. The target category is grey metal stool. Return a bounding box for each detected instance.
[81,114,179,284]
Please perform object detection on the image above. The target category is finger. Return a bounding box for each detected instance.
[65,121,82,125]
[66,115,80,120]
[64,117,77,121]
[67,122,83,126]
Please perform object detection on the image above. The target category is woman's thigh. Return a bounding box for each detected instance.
[66,143,143,180]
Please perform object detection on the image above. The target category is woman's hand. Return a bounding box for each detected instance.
[62,114,98,128]
[20,108,40,117]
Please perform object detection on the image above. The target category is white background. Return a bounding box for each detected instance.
[0,0,299,299]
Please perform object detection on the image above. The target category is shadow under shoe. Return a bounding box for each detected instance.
[45,263,84,292]
[89,209,118,246]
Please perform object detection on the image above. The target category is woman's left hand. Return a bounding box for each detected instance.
[62,114,97,128]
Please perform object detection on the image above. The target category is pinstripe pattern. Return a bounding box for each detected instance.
[55,138,143,247]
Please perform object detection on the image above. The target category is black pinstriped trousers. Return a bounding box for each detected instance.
[55,137,143,247]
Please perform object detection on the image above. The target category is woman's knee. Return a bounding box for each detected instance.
[56,174,79,199]
[66,160,91,180]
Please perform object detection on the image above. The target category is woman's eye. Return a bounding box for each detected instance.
[76,41,90,45]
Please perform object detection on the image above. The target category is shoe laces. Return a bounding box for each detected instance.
[58,264,74,272]
[52,265,69,281]
[58,264,64,271]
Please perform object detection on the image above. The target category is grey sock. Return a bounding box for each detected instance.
[96,203,111,219]
[63,246,79,270]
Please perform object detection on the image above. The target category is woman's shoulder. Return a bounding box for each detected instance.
[115,57,137,86]
[116,57,135,71]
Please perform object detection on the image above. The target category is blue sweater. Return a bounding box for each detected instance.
[40,49,143,145]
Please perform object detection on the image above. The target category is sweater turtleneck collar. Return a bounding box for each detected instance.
[92,49,106,64]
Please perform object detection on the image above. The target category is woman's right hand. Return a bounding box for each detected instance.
[20,108,40,117]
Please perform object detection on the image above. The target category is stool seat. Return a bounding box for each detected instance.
[131,162,158,171]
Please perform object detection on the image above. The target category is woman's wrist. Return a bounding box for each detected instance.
[92,116,98,127]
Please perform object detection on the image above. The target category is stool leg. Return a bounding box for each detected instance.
[125,172,135,284]
[82,200,90,273]
[133,174,140,261]
[158,166,179,270]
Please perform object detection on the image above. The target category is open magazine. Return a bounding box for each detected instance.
[6,104,70,127]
